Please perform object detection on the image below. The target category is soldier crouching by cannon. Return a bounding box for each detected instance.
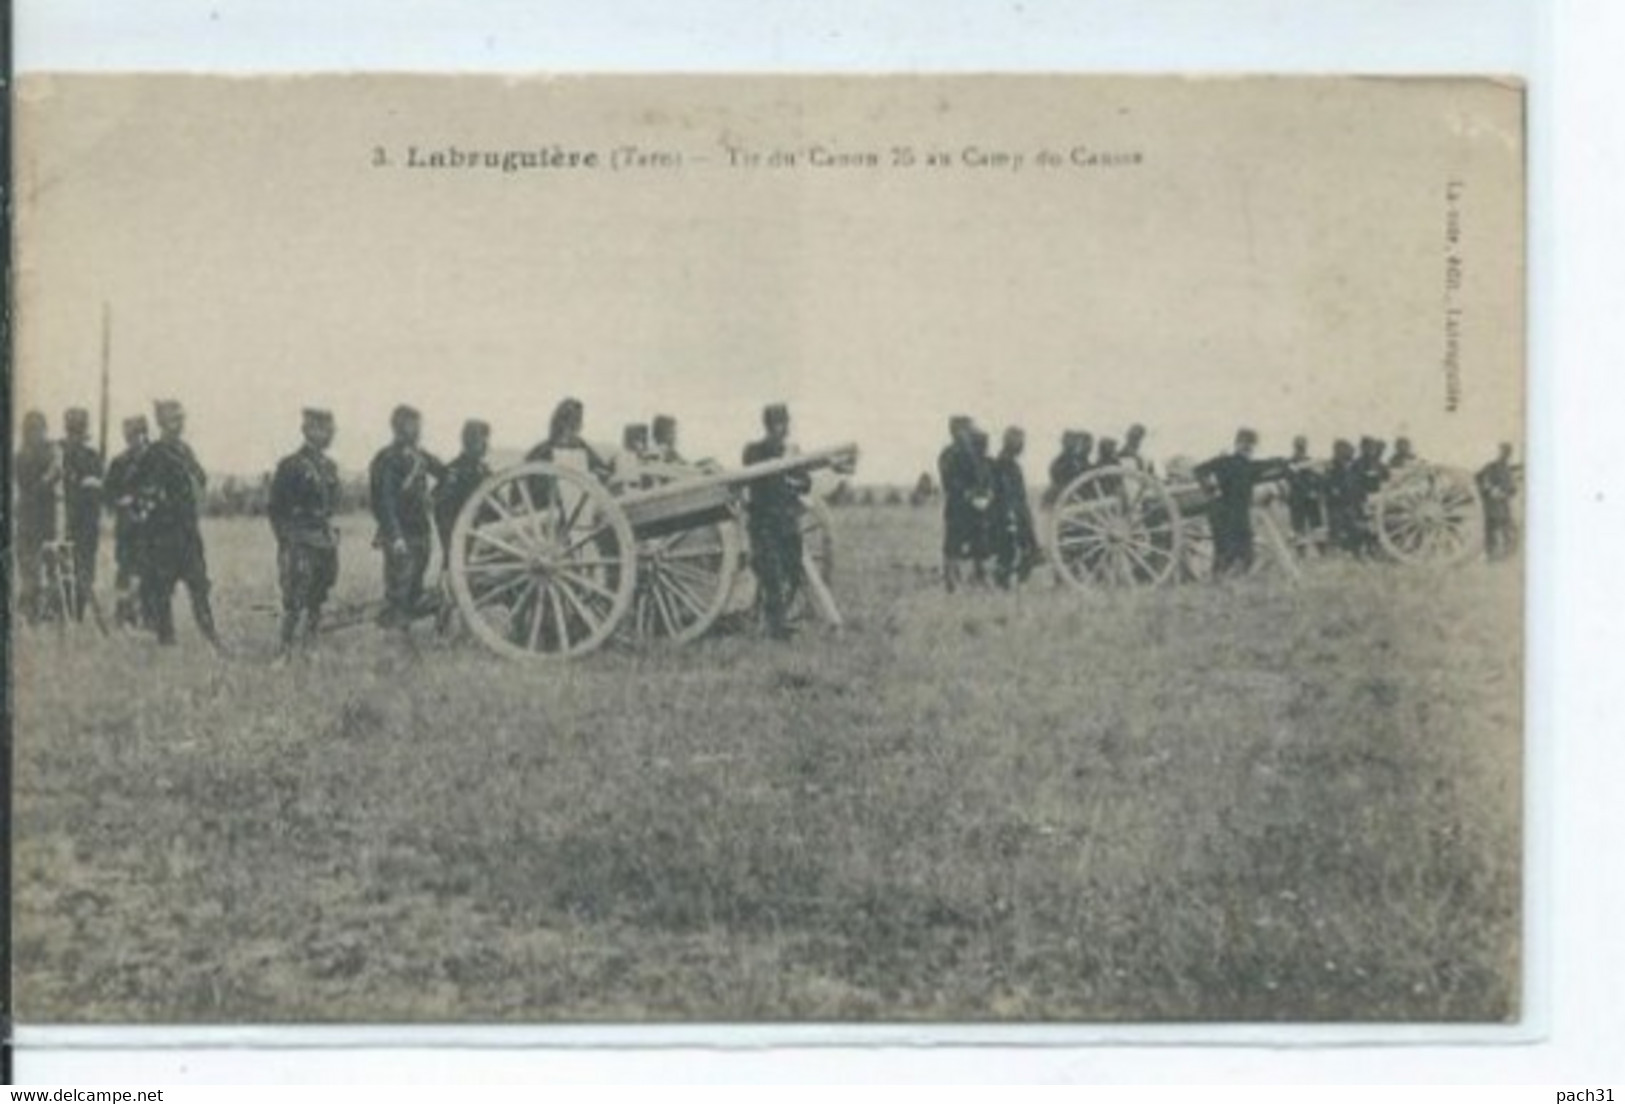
[269,408,342,657]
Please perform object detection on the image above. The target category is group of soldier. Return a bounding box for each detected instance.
[13,403,223,646]
[934,417,1523,589]
[11,395,817,656]
[274,400,714,655]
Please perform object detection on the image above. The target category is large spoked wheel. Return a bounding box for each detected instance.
[447,462,637,660]
[1048,466,1183,589]
[619,462,743,646]
[1374,465,1483,566]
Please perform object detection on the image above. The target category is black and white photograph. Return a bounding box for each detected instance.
[9,73,1525,1026]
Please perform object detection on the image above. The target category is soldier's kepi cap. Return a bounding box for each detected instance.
[390,404,421,429]
[122,415,149,434]
[763,402,790,427]
[302,407,335,428]
[65,407,91,430]
[154,399,185,421]
[462,418,491,442]
[652,414,677,436]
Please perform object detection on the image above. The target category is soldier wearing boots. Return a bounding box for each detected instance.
[104,415,152,628]
[433,418,492,560]
[269,409,342,656]
[369,404,444,635]
[744,403,811,640]
[990,426,1039,588]
[12,410,59,625]
[61,407,105,621]
[133,400,224,649]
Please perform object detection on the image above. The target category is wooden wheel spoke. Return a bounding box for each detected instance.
[464,559,529,578]
[649,568,704,625]
[560,523,615,560]
[473,572,533,610]
[525,585,549,651]
[469,526,533,561]
[553,566,620,605]
[553,574,607,638]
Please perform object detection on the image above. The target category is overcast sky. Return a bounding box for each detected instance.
[15,75,1523,482]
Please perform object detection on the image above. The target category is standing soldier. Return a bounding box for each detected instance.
[1390,436,1418,471]
[1284,435,1324,556]
[937,415,978,593]
[743,403,811,640]
[433,418,492,560]
[1045,430,1091,507]
[1324,438,1361,556]
[965,428,995,585]
[1354,436,1391,556]
[1119,423,1154,474]
[61,407,105,622]
[622,423,651,460]
[269,409,342,656]
[133,400,223,649]
[369,404,444,636]
[526,397,613,480]
[990,426,1039,588]
[12,410,59,624]
[1194,428,1287,578]
[651,414,684,464]
[1477,442,1521,561]
[103,415,151,627]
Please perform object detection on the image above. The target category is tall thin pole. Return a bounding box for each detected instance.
[98,302,111,460]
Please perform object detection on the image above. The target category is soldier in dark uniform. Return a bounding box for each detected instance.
[1477,442,1520,561]
[965,428,996,585]
[60,407,105,621]
[1284,435,1325,556]
[525,397,612,477]
[1390,436,1418,471]
[12,410,59,625]
[1353,437,1391,556]
[744,403,811,640]
[651,415,683,464]
[103,415,151,627]
[369,404,444,634]
[622,423,651,460]
[1045,430,1091,507]
[1194,428,1287,578]
[1324,437,1361,556]
[269,409,342,655]
[433,418,492,560]
[990,426,1039,589]
[937,415,979,593]
[1119,423,1154,474]
[133,400,223,649]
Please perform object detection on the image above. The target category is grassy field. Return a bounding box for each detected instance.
[10,506,1522,1022]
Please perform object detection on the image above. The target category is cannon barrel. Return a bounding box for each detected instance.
[616,442,858,538]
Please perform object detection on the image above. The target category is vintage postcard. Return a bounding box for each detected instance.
[9,74,1524,1026]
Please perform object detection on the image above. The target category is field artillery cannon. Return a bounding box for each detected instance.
[1044,459,1486,590]
[1367,463,1484,566]
[1044,464,1296,590]
[444,443,858,660]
